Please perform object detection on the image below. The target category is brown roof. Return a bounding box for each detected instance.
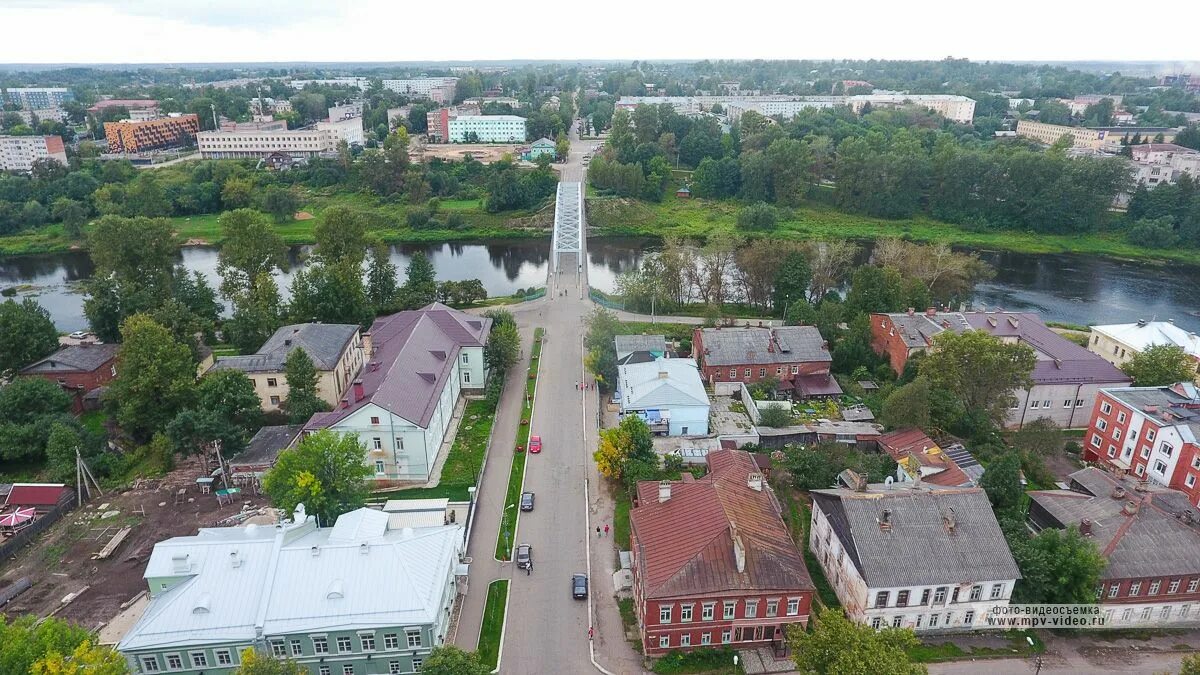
[630,449,814,600]
[878,429,972,487]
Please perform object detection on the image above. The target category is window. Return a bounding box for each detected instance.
[1150,581,1161,595]
[871,617,882,629]
[1190,579,1199,593]
[1136,464,1146,477]
[1043,400,1051,408]
[140,657,161,673]
[343,666,355,675]
[915,615,923,628]
[191,652,209,668]
[776,367,783,376]
[360,633,375,651]
[337,636,353,653]
[269,395,281,405]
[1121,608,1133,622]
[389,663,402,675]
[1148,429,1156,441]
[1141,607,1153,621]
[1063,400,1073,408]
[1113,428,1122,441]
[791,365,799,375]
[1076,399,1086,407]
[1130,582,1141,596]
[267,377,278,387]
[1141,446,1151,459]
[313,636,329,654]
[744,368,751,377]
[951,587,960,603]
[1101,402,1112,414]
[701,632,712,645]
[1108,446,1117,458]
[724,600,736,619]
[964,610,975,625]
[897,590,909,607]
[1185,605,1193,618]
[1193,457,1200,470]
[216,650,233,666]
[1091,434,1102,448]
[787,597,800,615]
[462,353,469,364]
[1170,580,1181,594]
[1162,442,1175,457]
[660,605,672,623]
[659,635,670,649]
[990,584,1003,600]
[384,633,399,650]
[375,460,385,474]
[372,437,382,450]
[746,600,758,618]
[933,587,947,604]
[1097,419,1108,431]
[406,629,422,648]
[702,602,715,621]
[1030,400,1041,409]
[766,600,779,617]
[920,589,930,605]
[370,416,380,424]
[729,368,737,378]
[892,616,902,628]
[969,585,982,601]
[271,641,286,657]
[681,604,693,622]
[1118,412,1127,423]
[875,591,890,608]
[721,629,732,644]
[1162,606,1172,620]
[1188,475,1196,489]
[680,634,691,647]
[1109,584,1120,598]
[166,654,183,670]
[464,371,471,383]
[929,614,939,627]
[395,437,405,451]
[290,639,302,656]
[756,368,765,378]
[1155,460,1168,475]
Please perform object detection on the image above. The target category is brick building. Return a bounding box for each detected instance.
[1029,467,1200,627]
[1081,383,1200,501]
[693,326,840,398]
[18,343,121,413]
[870,310,1130,428]
[104,113,200,153]
[629,449,814,656]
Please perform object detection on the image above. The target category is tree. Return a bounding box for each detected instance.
[44,422,84,483]
[288,262,373,327]
[216,209,288,301]
[0,378,74,462]
[803,240,859,303]
[0,298,59,376]
[920,330,1036,429]
[736,202,779,231]
[584,307,621,389]
[484,321,520,377]
[846,266,905,315]
[30,640,128,675]
[51,198,88,239]
[420,645,491,675]
[757,406,793,428]
[593,414,657,489]
[400,251,437,309]
[1011,526,1106,605]
[772,252,811,317]
[366,242,399,311]
[0,616,97,675]
[226,272,285,354]
[259,186,300,223]
[781,442,896,492]
[1121,344,1196,386]
[1010,417,1062,457]
[1181,653,1200,675]
[314,207,367,267]
[262,429,372,526]
[84,216,177,342]
[231,648,307,675]
[880,377,931,430]
[980,452,1024,515]
[788,607,926,675]
[106,314,197,443]
[280,348,329,424]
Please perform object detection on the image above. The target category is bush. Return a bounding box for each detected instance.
[407,210,432,229]
[736,202,780,230]
[757,405,793,428]
[1125,216,1181,249]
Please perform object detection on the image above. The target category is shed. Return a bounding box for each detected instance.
[4,483,69,509]
[675,185,691,198]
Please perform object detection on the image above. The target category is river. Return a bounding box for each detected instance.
[1,238,1198,334]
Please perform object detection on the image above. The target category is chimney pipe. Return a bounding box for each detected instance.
[352,379,364,401]
[658,480,672,503]
[1079,519,1093,536]
[747,472,763,492]
[925,307,936,316]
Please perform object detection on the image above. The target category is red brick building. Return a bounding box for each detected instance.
[693,326,840,398]
[629,449,814,656]
[18,343,120,413]
[1081,383,1200,503]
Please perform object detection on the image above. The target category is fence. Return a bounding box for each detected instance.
[0,490,77,563]
[588,288,625,310]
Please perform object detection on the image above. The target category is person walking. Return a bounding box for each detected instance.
[596,526,601,538]
[604,523,610,537]
[575,380,579,390]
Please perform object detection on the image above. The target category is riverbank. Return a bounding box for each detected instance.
[0,191,551,257]
[585,196,1200,265]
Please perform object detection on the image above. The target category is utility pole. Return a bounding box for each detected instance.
[75,447,103,507]
[210,102,218,131]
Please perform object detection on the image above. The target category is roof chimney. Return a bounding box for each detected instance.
[1123,500,1139,516]
[171,553,190,573]
[942,508,956,535]
[1111,486,1126,500]
[284,339,292,347]
[879,509,892,531]
[1008,316,1020,329]
[907,307,915,316]
[747,472,763,492]
[732,526,746,574]
[658,480,672,503]
[1079,519,1093,536]
[352,379,364,401]
[925,307,936,316]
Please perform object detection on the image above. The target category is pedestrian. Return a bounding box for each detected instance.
[604,523,610,537]
[526,564,531,576]
[596,526,601,537]
[575,380,579,390]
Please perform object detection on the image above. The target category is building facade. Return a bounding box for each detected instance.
[617,357,710,436]
[104,114,201,153]
[4,87,74,109]
[316,116,364,147]
[1081,383,1200,501]
[630,449,815,656]
[693,326,841,398]
[810,481,1020,632]
[0,135,67,172]
[447,115,526,143]
[381,78,458,103]
[1016,120,1179,152]
[18,343,120,413]
[198,127,333,159]
[1029,467,1200,627]
[303,304,490,484]
[118,507,465,675]
[209,323,364,412]
[1088,320,1200,379]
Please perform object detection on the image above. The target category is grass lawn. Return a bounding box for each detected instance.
[907,630,1043,663]
[586,195,1200,265]
[439,198,483,210]
[477,579,509,671]
[773,479,840,609]
[495,328,543,560]
[612,484,632,556]
[79,410,108,436]
[650,648,744,674]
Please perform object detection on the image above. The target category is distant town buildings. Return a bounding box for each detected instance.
[327,100,364,121]
[289,77,369,90]
[0,134,68,172]
[3,86,74,109]
[196,116,363,159]
[382,78,458,104]
[103,113,201,153]
[88,99,159,117]
[618,94,976,124]
[522,137,556,161]
[1128,144,1200,188]
[1016,120,1180,152]
[446,114,526,143]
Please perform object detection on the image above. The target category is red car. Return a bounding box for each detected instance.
[529,435,542,454]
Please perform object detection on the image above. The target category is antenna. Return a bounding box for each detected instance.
[76,447,103,507]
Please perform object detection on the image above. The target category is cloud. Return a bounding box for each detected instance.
[6,0,344,28]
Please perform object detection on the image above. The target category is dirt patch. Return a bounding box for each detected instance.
[1043,451,1084,483]
[294,211,314,220]
[414,143,524,164]
[181,238,210,246]
[0,456,270,631]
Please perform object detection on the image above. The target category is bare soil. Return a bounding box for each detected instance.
[0,456,268,632]
[414,144,525,164]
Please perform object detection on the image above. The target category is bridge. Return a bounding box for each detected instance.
[551,180,583,281]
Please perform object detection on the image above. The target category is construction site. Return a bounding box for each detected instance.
[0,455,279,639]
[411,141,527,164]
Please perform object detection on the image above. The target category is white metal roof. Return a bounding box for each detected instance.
[119,508,462,652]
[619,357,709,411]
[1092,321,1200,357]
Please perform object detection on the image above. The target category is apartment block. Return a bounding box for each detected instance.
[4,87,74,109]
[104,114,201,153]
[0,135,68,172]
[447,114,526,143]
[1017,120,1179,152]
[621,94,976,124]
[289,77,369,90]
[382,78,458,103]
[317,115,364,147]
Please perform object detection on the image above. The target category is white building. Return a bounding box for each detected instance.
[316,115,365,147]
[328,101,364,121]
[447,115,526,143]
[303,304,491,483]
[619,94,977,124]
[387,106,411,129]
[0,135,67,172]
[382,78,458,103]
[810,481,1020,632]
[618,357,710,436]
[290,77,369,90]
[14,108,68,124]
[1088,320,1200,379]
[197,127,331,159]
[4,87,74,109]
[1129,144,1200,188]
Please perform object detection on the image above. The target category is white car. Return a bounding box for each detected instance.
[68,331,89,339]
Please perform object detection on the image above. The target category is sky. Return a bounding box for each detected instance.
[2,0,1199,65]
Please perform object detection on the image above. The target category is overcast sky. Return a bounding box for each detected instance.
[2,0,1198,65]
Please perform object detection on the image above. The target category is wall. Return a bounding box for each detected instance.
[641,591,811,656]
[1006,382,1115,430]
[457,345,486,390]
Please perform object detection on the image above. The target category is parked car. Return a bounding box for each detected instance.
[68,331,89,339]
[520,491,535,511]
[516,543,533,569]
[572,573,588,599]
[529,435,542,454]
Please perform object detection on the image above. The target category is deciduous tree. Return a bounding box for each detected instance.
[366,242,399,311]
[106,315,197,443]
[280,348,329,424]
[1121,344,1197,387]
[231,648,307,675]
[217,209,288,300]
[788,607,926,675]
[980,452,1024,515]
[0,298,59,377]
[400,251,438,309]
[1010,526,1106,605]
[262,429,372,526]
[30,640,127,675]
[0,378,74,462]
[421,645,491,675]
[920,330,1036,429]
[880,377,931,430]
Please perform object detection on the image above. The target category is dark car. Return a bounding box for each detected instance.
[520,491,535,511]
[572,573,588,599]
[516,543,533,569]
